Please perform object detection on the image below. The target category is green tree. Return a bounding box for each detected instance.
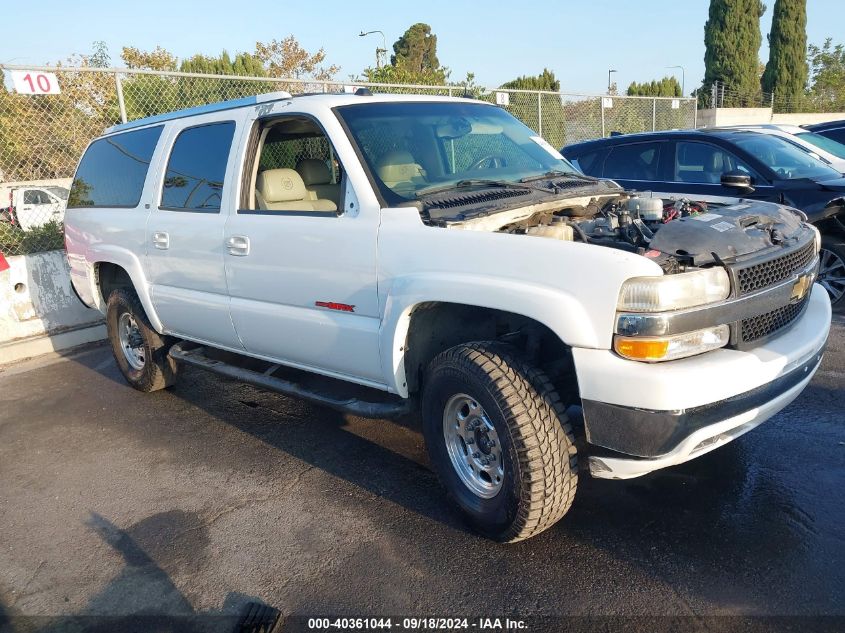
[500,68,560,91]
[703,0,767,106]
[89,41,111,68]
[626,76,682,97]
[362,24,449,86]
[391,23,442,76]
[761,0,808,111]
[806,38,845,111]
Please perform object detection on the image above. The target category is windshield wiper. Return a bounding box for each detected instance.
[416,178,561,198]
[416,179,534,197]
[520,170,597,183]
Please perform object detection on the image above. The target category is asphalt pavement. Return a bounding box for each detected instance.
[0,321,843,632]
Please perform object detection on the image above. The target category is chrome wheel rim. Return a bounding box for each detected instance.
[442,393,504,499]
[818,247,845,304]
[118,312,145,371]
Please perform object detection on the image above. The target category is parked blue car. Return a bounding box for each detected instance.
[562,129,845,308]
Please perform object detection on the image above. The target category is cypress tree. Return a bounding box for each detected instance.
[703,0,767,106]
[761,0,808,109]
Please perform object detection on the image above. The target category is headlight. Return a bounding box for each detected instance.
[614,325,730,362]
[617,267,731,312]
[810,224,822,254]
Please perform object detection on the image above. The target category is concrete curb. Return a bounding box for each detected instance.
[0,322,106,365]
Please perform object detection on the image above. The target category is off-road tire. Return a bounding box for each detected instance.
[820,235,845,313]
[421,342,578,542]
[106,289,178,392]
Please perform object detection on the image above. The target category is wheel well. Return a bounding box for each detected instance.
[96,262,134,303]
[403,302,577,401]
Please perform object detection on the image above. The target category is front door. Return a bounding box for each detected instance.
[145,118,243,349]
[654,140,777,203]
[223,114,383,385]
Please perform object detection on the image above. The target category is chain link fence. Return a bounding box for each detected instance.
[0,65,696,256]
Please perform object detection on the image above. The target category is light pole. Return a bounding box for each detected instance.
[359,30,387,68]
[607,69,617,94]
[666,65,685,96]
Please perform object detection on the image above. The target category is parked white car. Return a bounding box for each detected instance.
[720,124,845,173]
[64,92,831,542]
[1,180,70,230]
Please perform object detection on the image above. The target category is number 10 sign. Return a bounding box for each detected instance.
[11,71,61,95]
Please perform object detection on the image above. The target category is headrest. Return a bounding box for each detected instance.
[256,168,307,203]
[376,150,423,184]
[297,159,331,186]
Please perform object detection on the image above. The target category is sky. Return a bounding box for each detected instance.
[4,0,844,96]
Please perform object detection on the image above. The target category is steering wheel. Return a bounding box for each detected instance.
[469,154,508,171]
[776,168,792,179]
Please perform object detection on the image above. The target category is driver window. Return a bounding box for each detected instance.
[675,141,756,184]
[244,117,344,214]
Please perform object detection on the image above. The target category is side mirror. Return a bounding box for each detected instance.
[721,171,755,193]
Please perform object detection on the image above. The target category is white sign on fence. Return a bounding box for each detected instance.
[11,70,61,95]
[602,97,613,109]
[671,99,680,110]
[495,92,510,106]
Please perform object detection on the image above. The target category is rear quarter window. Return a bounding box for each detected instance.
[68,126,163,208]
[567,147,608,176]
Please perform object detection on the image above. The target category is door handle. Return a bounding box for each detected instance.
[226,235,250,256]
[152,231,170,250]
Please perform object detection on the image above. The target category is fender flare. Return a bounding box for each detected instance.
[90,245,163,333]
[378,273,598,397]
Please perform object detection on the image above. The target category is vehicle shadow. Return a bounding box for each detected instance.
[0,512,274,633]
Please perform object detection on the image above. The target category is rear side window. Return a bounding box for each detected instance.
[818,127,845,145]
[68,126,163,208]
[603,142,662,181]
[569,148,608,176]
[160,122,236,212]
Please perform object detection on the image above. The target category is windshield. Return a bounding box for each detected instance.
[45,186,69,200]
[795,131,845,161]
[731,133,841,180]
[335,101,579,202]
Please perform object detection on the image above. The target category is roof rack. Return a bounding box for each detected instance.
[104,90,293,134]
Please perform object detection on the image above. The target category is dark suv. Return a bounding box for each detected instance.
[562,129,845,308]
[804,119,845,145]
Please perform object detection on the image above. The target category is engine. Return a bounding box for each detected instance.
[500,194,809,274]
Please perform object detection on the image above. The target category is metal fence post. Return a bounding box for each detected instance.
[694,99,698,129]
[114,72,127,124]
[652,98,656,131]
[600,99,605,138]
[537,92,543,137]
[448,87,453,97]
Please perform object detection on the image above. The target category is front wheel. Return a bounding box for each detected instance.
[819,236,845,312]
[106,289,178,392]
[421,342,578,542]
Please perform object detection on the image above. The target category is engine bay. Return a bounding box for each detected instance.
[492,193,810,274]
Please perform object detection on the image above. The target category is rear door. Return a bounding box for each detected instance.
[144,116,244,348]
[600,140,667,191]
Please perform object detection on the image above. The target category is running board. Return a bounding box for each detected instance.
[168,342,412,419]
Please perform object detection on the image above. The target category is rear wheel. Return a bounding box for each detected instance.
[106,289,178,392]
[421,342,578,542]
[819,236,845,312]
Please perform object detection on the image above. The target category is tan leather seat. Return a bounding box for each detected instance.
[296,159,341,206]
[375,150,426,193]
[255,168,337,212]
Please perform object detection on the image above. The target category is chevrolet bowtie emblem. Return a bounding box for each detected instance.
[790,273,813,303]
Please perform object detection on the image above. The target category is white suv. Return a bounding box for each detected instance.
[65,91,831,542]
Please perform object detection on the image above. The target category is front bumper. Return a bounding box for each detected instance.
[573,284,831,479]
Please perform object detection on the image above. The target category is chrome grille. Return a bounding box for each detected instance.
[740,297,808,343]
[736,241,816,295]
